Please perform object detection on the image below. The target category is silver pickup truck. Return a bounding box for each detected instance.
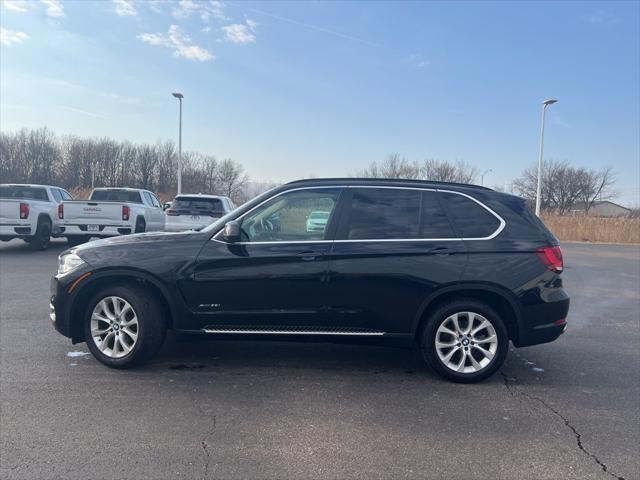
[60,187,165,246]
[0,184,72,250]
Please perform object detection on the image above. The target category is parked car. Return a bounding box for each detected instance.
[164,194,235,232]
[0,184,72,250]
[60,187,165,246]
[50,178,569,383]
[306,210,330,233]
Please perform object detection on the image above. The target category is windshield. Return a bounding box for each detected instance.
[0,186,48,201]
[90,190,142,203]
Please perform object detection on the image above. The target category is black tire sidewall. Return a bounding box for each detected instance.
[421,299,509,383]
[135,218,145,233]
[83,284,165,368]
[30,219,51,250]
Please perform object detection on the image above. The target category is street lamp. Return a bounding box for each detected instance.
[535,98,558,216]
[480,169,492,186]
[172,92,184,195]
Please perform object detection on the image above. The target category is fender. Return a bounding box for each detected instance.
[69,267,182,328]
[409,281,524,338]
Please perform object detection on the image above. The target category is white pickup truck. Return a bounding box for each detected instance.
[0,184,72,250]
[60,187,165,246]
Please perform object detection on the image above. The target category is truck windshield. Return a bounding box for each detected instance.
[90,190,143,203]
[0,186,48,201]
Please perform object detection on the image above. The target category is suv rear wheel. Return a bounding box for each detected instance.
[83,284,166,368]
[420,299,508,383]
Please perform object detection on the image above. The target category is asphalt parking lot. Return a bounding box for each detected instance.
[0,239,638,480]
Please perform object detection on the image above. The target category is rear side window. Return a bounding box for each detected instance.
[420,191,455,238]
[346,189,420,239]
[0,186,48,201]
[90,190,142,203]
[439,192,501,238]
[60,190,73,200]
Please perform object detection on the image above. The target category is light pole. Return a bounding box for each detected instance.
[172,92,184,195]
[535,98,558,216]
[480,169,492,186]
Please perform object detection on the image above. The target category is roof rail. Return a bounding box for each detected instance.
[284,177,493,191]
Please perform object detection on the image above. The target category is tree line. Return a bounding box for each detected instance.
[0,128,620,214]
[0,127,248,202]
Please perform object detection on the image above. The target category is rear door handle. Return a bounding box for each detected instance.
[426,246,455,256]
[297,251,322,261]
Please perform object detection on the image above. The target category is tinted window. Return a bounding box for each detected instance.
[173,197,223,212]
[90,190,142,203]
[60,190,73,200]
[0,186,48,201]
[51,189,62,203]
[241,189,340,242]
[143,192,154,205]
[347,189,420,239]
[420,191,455,238]
[150,193,162,208]
[439,192,500,238]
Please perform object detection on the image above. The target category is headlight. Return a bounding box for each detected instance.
[58,253,87,276]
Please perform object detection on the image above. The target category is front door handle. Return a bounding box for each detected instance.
[426,246,455,256]
[297,251,322,261]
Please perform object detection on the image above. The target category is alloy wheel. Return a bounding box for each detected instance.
[435,311,498,374]
[90,296,139,359]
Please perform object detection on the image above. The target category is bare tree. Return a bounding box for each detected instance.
[576,167,617,213]
[422,159,479,183]
[217,158,248,199]
[357,153,422,179]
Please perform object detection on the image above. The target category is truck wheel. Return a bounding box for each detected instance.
[135,218,146,234]
[83,284,166,368]
[28,219,51,250]
[67,236,89,247]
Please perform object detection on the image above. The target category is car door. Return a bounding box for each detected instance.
[326,187,468,334]
[183,187,343,329]
[142,192,163,231]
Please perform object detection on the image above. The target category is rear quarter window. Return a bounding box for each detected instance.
[347,188,420,239]
[439,191,501,238]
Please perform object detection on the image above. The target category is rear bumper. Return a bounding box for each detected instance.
[514,289,570,347]
[62,224,131,237]
[165,218,214,232]
[0,222,33,237]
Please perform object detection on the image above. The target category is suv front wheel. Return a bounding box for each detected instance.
[420,299,508,383]
[83,284,166,368]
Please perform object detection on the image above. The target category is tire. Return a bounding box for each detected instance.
[419,298,509,383]
[134,218,146,234]
[28,219,51,250]
[83,284,166,369]
[67,236,89,247]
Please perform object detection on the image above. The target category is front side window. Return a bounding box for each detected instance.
[240,188,341,242]
[50,189,62,203]
[346,188,420,240]
[60,189,73,200]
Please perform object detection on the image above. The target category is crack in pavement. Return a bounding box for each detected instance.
[500,371,625,480]
[193,403,216,480]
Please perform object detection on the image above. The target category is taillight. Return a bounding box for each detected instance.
[165,209,178,216]
[58,203,64,219]
[537,246,563,273]
[19,202,30,219]
[122,205,130,221]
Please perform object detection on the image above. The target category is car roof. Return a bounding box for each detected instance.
[283,177,493,192]
[175,194,228,199]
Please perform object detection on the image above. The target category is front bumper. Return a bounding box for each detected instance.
[50,271,91,341]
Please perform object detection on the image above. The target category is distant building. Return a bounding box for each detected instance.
[572,201,631,217]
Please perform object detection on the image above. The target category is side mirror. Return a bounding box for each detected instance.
[222,220,241,242]
[163,203,171,211]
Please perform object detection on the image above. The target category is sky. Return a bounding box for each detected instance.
[1,0,639,205]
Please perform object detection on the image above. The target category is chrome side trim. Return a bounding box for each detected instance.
[202,328,385,336]
[211,184,506,244]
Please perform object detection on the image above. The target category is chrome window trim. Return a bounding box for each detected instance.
[212,184,506,245]
[203,328,385,336]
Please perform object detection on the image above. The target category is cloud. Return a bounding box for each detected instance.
[113,0,137,16]
[551,116,572,129]
[222,19,257,44]
[2,1,31,13]
[585,11,618,25]
[41,0,64,17]
[138,25,215,61]
[61,106,108,119]
[406,53,430,69]
[0,27,30,46]
[172,0,227,22]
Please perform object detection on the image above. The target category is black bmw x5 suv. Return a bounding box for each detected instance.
[51,178,569,382]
